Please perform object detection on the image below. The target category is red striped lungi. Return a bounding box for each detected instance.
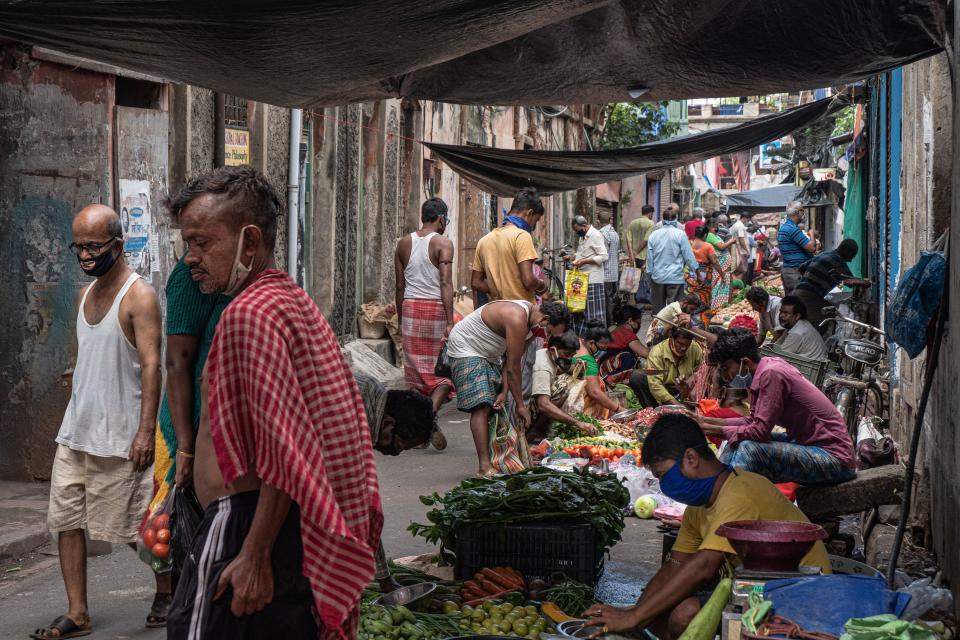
[402,298,453,395]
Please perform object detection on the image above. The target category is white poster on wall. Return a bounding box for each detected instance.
[119,179,152,278]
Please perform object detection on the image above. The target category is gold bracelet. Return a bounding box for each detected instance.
[176,449,194,458]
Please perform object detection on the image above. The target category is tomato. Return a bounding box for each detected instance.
[156,528,171,544]
[615,448,626,457]
[151,542,170,559]
[152,514,170,531]
[142,528,156,548]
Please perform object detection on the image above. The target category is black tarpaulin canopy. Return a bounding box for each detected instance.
[0,0,945,108]
[424,96,845,195]
[724,185,804,213]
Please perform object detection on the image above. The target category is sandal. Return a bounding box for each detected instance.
[29,615,92,639]
[145,592,173,628]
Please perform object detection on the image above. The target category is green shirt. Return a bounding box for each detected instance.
[645,338,704,405]
[627,217,655,260]
[573,353,600,377]
[157,259,231,447]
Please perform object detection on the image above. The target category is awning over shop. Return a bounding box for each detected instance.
[724,185,804,213]
[424,97,844,195]
[0,0,945,108]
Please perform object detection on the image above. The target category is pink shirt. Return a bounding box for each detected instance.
[721,357,855,469]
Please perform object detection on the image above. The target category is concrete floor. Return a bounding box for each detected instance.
[0,402,663,637]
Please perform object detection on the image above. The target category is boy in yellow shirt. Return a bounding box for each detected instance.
[584,414,830,640]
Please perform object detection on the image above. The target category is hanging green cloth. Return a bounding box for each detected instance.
[844,159,867,278]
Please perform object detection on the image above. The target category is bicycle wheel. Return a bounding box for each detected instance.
[858,382,886,421]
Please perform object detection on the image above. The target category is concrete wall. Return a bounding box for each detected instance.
[0,45,114,479]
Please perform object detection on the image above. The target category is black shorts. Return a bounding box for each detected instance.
[167,491,318,640]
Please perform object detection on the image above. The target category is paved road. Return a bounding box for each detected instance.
[0,403,662,637]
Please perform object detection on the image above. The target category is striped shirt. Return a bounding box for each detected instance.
[777,219,811,267]
[599,224,620,282]
[796,250,852,297]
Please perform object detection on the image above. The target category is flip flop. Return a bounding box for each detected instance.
[29,615,92,639]
[145,592,173,628]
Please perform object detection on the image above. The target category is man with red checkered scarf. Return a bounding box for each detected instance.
[166,166,381,640]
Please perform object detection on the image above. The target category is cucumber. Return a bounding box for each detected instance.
[677,578,732,640]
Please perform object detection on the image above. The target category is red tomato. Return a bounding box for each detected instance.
[156,529,171,544]
[142,528,156,548]
[153,514,170,531]
[151,542,170,559]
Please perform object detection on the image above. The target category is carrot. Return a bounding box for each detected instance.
[481,568,516,591]
[492,567,524,589]
[503,567,525,585]
[477,576,500,594]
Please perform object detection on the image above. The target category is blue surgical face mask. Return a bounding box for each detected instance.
[659,451,728,506]
[729,359,753,390]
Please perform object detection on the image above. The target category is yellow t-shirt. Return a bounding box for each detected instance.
[672,470,831,573]
[472,225,539,302]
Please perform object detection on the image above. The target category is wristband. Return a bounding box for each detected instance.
[176,449,194,458]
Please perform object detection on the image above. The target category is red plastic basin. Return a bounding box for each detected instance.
[716,520,828,572]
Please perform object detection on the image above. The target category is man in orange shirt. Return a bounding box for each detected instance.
[471,187,548,303]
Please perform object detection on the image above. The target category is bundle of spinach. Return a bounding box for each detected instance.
[408,467,629,561]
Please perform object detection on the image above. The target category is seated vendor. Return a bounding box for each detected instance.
[599,305,649,380]
[774,295,827,361]
[630,327,703,408]
[646,294,701,346]
[696,329,856,485]
[583,414,831,640]
[527,331,599,440]
[572,323,626,418]
[355,373,436,591]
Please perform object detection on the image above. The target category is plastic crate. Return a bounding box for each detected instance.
[455,521,603,585]
[760,343,829,386]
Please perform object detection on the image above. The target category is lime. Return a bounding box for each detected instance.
[513,622,529,636]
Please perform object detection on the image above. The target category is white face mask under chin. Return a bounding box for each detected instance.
[223,225,257,296]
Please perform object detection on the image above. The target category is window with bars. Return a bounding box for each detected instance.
[224,95,249,128]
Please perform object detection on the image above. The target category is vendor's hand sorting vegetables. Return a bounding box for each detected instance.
[583,413,830,640]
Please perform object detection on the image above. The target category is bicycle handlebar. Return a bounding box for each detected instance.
[820,314,884,336]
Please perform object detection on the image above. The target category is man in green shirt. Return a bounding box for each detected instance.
[629,327,703,407]
[626,204,656,268]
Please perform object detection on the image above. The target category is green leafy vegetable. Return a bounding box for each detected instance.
[409,467,630,562]
[542,579,596,616]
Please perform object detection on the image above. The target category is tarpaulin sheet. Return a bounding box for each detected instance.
[0,1,946,108]
[424,96,845,195]
[724,185,803,212]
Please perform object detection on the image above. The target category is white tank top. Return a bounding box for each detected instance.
[446,300,532,363]
[57,272,144,458]
[403,232,442,299]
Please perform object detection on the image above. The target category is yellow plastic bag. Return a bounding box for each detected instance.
[565,269,588,313]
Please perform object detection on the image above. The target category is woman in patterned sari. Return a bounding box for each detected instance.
[706,216,737,314]
[686,224,726,327]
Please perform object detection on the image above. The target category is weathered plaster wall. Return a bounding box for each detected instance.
[189,87,215,177]
[0,46,113,479]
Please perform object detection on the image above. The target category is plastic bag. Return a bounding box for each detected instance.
[636,269,652,304]
[171,486,204,574]
[565,269,588,312]
[488,408,530,474]
[619,267,641,293]
[885,251,946,359]
[614,461,660,504]
[434,342,453,379]
[898,578,955,620]
[138,493,173,574]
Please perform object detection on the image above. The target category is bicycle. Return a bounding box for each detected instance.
[539,244,572,302]
[819,312,887,441]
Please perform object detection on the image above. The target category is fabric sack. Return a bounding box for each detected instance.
[885,250,946,358]
[488,408,530,474]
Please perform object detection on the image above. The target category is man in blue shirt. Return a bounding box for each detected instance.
[646,203,698,313]
[777,201,819,294]
[795,239,871,329]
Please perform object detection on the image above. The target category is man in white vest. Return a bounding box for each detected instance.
[33,205,164,639]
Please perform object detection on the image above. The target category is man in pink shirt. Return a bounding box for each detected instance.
[684,207,705,241]
[695,329,856,485]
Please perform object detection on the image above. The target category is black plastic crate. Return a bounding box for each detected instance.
[455,521,603,585]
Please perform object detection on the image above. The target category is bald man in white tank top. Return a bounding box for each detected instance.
[394,198,454,449]
[35,205,166,639]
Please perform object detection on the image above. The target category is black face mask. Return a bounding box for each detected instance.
[376,436,403,457]
[78,239,120,277]
[576,229,587,238]
[555,357,573,373]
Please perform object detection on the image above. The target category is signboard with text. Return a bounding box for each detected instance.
[225,127,251,165]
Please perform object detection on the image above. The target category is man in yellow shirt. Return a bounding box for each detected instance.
[585,414,830,639]
[471,187,547,303]
[631,327,703,406]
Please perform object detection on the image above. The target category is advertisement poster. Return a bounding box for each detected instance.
[119,179,152,276]
[225,127,251,165]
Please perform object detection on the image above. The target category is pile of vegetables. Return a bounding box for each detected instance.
[541,579,596,618]
[358,603,460,640]
[409,467,630,561]
[361,562,463,612]
[461,567,526,605]
[558,444,642,465]
[455,601,549,638]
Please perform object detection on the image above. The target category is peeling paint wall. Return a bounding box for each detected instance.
[0,45,113,479]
